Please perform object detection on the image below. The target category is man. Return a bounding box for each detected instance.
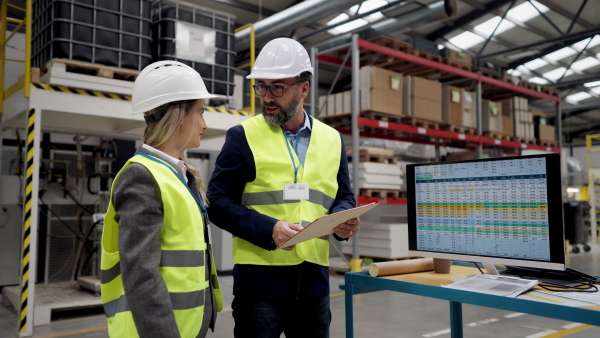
[208,37,359,338]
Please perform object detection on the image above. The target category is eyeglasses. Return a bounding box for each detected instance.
[252,81,304,98]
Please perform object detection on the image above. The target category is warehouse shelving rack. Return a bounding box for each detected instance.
[313,34,562,272]
[314,35,563,207]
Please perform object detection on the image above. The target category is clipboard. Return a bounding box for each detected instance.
[275,203,379,250]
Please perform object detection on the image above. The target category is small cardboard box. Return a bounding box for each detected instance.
[462,91,476,128]
[360,66,403,116]
[482,100,502,132]
[448,49,472,66]
[442,86,463,126]
[538,125,556,141]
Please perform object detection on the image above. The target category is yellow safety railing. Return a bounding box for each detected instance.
[0,0,31,113]
[234,24,255,116]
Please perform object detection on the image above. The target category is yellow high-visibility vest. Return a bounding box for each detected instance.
[101,153,222,338]
[234,114,341,266]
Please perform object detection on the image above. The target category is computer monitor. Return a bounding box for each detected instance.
[406,153,566,274]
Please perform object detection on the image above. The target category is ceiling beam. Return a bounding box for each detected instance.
[426,0,515,41]
[549,74,600,90]
[480,26,600,59]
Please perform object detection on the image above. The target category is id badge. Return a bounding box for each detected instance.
[283,183,310,200]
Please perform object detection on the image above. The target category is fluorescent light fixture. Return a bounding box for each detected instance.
[474,16,515,36]
[573,36,600,50]
[571,57,600,72]
[507,0,549,22]
[506,50,540,59]
[524,58,548,70]
[542,67,573,81]
[527,77,548,85]
[544,47,576,62]
[448,31,486,50]
[327,13,368,35]
[584,80,600,87]
[566,187,579,193]
[591,86,600,95]
[566,92,592,104]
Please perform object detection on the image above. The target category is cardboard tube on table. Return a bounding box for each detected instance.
[369,258,435,277]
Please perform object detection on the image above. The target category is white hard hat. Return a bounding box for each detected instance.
[247,38,313,80]
[132,60,216,115]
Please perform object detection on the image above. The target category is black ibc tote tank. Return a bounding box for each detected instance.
[152,1,236,96]
[31,0,152,71]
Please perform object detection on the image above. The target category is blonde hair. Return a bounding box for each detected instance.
[143,100,209,205]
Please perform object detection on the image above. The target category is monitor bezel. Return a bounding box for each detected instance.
[406,153,566,271]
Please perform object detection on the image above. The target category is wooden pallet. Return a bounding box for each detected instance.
[412,49,443,63]
[439,124,476,135]
[475,67,502,80]
[536,139,558,148]
[482,130,512,141]
[511,136,536,145]
[442,58,471,72]
[333,35,412,60]
[41,58,140,82]
[322,110,404,128]
[359,188,406,198]
[360,110,404,123]
[400,116,440,130]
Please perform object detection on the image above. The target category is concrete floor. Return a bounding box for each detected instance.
[2,245,600,338]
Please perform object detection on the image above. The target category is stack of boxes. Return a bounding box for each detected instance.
[501,97,534,140]
[441,86,463,126]
[533,111,556,142]
[347,147,403,191]
[403,75,442,121]
[360,66,403,116]
[481,100,503,132]
[461,91,477,128]
[341,223,408,259]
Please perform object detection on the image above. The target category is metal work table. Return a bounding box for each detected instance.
[341,265,600,338]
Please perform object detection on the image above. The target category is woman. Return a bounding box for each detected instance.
[100,60,222,338]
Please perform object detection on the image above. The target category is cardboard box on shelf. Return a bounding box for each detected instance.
[343,91,352,114]
[327,94,335,117]
[502,115,513,136]
[335,92,344,115]
[403,75,441,121]
[442,86,463,126]
[318,95,327,117]
[359,66,403,116]
[538,125,556,141]
[462,91,476,128]
[481,100,502,132]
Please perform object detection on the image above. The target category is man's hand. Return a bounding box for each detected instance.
[273,221,304,251]
[333,217,360,239]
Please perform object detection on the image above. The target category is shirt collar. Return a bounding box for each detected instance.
[141,144,188,182]
[284,110,312,135]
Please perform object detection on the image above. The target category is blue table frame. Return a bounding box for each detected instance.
[341,271,600,338]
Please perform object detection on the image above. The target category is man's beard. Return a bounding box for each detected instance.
[262,94,301,126]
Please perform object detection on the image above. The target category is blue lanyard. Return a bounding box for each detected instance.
[134,152,208,217]
[282,131,301,183]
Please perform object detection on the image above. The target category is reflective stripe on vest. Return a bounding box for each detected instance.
[236,114,341,266]
[101,154,216,338]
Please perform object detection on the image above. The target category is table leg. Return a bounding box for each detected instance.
[450,301,463,338]
[345,274,354,338]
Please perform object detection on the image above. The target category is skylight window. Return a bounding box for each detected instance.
[350,0,386,20]
[327,0,388,35]
[507,1,549,22]
[542,67,573,81]
[544,47,576,62]
[448,31,486,50]
[566,92,592,104]
[527,77,548,85]
[591,87,600,95]
[507,69,522,77]
[573,36,600,50]
[474,16,515,36]
[584,80,600,87]
[571,57,600,72]
[523,58,548,70]
[516,65,531,75]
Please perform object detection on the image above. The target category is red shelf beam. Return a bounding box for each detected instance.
[358,196,407,205]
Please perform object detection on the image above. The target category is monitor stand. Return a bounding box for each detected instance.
[482,262,500,275]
